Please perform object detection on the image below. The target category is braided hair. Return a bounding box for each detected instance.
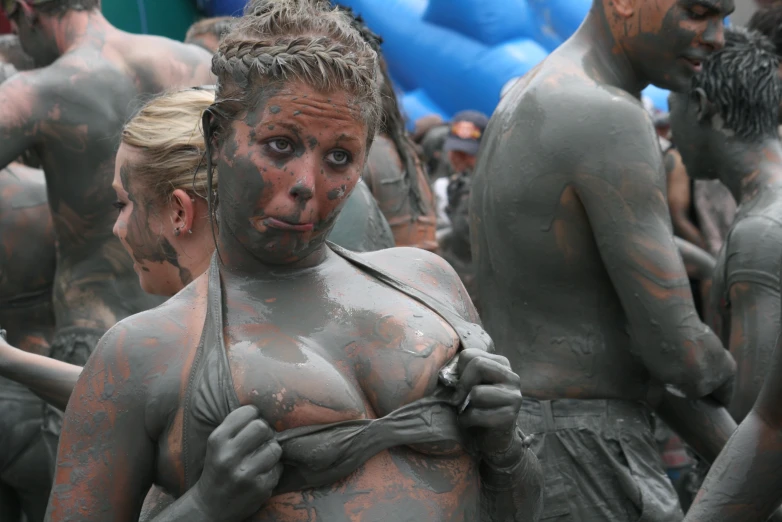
[202,0,381,257]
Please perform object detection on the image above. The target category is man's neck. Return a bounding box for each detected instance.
[719,139,782,204]
[569,7,648,95]
[45,9,111,56]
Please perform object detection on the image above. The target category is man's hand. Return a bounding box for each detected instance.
[710,375,735,408]
[452,349,523,461]
[194,405,283,521]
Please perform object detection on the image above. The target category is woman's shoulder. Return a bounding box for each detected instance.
[95,276,208,365]
[351,247,478,322]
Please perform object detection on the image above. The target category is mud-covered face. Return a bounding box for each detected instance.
[9,8,58,67]
[112,144,193,296]
[622,0,734,93]
[669,91,721,180]
[214,81,368,266]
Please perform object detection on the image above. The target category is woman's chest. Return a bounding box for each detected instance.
[224,286,460,429]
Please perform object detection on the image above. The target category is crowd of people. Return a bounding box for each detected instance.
[0,0,782,520]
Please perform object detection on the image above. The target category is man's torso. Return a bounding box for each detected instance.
[23,32,212,330]
[470,49,654,401]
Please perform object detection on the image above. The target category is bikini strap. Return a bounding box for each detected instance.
[182,254,240,491]
[327,242,493,356]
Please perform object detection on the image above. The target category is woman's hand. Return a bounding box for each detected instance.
[452,349,524,463]
[193,405,283,521]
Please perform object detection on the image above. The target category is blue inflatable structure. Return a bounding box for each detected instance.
[202,0,671,122]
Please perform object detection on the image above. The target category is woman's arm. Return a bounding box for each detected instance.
[45,325,156,522]
[0,334,80,410]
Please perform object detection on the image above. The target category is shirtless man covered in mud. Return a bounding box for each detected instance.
[0,162,54,522]
[471,0,737,519]
[0,58,56,522]
[670,27,782,424]
[0,0,213,463]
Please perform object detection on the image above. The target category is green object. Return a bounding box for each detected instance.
[102,0,201,41]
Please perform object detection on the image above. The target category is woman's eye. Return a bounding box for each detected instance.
[268,138,293,154]
[112,200,126,213]
[327,150,351,166]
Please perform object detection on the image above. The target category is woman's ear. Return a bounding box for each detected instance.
[202,109,220,166]
[170,189,195,236]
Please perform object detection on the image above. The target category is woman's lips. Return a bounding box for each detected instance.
[252,216,315,232]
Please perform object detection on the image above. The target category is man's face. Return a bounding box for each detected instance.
[668,91,721,180]
[9,6,59,67]
[622,0,735,93]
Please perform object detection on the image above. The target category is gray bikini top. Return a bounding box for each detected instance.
[181,242,493,495]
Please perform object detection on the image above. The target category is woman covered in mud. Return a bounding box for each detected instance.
[44,2,541,521]
[0,85,394,414]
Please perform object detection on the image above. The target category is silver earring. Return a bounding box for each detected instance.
[188,229,193,235]
[174,228,181,237]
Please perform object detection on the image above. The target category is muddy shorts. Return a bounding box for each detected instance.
[42,326,105,472]
[0,376,52,522]
[518,398,684,522]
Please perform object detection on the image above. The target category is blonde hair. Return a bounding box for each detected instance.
[121,88,216,204]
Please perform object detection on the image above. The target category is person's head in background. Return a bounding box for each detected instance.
[412,115,444,144]
[444,110,488,174]
[185,16,234,54]
[0,34,34,70]
[669,27,781,189]
[748,4,782,122]
[420,124,450,179]
[4,0,101,67]
[112,88,217,297]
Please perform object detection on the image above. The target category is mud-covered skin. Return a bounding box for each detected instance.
[683,296,782,521]
[363,134,438,251]
[0,163,55,522]
[675,236,716,281]
[440,171,477,307]
[666,148,708,249]
[0,163,55,354]
[0,10,213,333]
[471,0,735,405]
[46,84,539,522]
[115,162,195,294]
[669,78,782,426]
[46,247,529,522]
[709,190,782,423]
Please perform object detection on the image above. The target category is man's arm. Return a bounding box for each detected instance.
[654,392,736,463]
[675,236,716,281]
[571,97,734,399]
[0,72,42,170]
[666,148,706,249]
[0,335,80,411]
[721,217,782,422]
[684,327,782,522]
